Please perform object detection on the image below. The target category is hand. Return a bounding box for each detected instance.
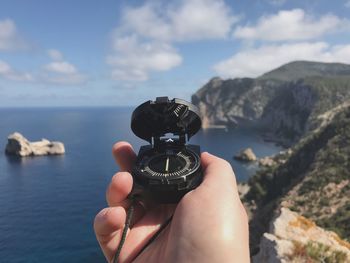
[94,141,250,263]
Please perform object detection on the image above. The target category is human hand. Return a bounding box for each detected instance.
[94,141,250,263]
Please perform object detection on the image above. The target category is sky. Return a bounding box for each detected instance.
[0,0,350,107]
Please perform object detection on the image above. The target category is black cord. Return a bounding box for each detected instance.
[113,199,135,263]
[112,198,173,263]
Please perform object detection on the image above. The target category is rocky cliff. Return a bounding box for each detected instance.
[192,61,350,145]
[253,208,350,263]
[245,105,350,260]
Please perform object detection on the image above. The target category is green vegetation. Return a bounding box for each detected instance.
[289,241,348,263]
[259,61,350,82]
[246,107,350,240]
[317,203,350,240]
[305,76,350,118]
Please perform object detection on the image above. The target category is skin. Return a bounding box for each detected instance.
[94,141,250,263]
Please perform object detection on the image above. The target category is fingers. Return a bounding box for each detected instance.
[106,171,146,227]
[200,152,237,191]
[94,207,127,262]
[112,141,137,172]
[106,172,133,207]
[94,204,175,263]
[118,204,176,263]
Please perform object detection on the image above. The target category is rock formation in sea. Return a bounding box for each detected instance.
[5,132,65,157]
[192,61,350,146]
[234,148,257,162]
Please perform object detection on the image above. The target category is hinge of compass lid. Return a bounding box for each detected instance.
[153,97,189,147]
[155,96,169,104]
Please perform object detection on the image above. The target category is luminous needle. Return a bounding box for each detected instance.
[165,157,169,173]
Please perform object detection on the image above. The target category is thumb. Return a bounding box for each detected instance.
[200,152,238,191]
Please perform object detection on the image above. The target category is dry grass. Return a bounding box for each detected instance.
[289,216,316,231]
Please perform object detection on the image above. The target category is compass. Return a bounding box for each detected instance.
[130,97,203,203]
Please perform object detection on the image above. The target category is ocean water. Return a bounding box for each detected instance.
[0,108,282,262]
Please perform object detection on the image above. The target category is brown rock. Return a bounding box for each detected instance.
[234,148,257,162]
[5,132,65,157]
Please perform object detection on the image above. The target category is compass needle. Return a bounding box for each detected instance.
[165,157,170,173]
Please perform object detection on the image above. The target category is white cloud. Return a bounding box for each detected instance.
[0,19,28,51]
[107,35,182,81]
[0,60,34,81]
[47,49,63,61]
[233,9,349,41]
[120,0,238,42]
[43,49,86,84]
[213,42,350,78]
[108,0,238,81]
[45,61,77,74]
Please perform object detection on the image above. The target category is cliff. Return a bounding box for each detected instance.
[245,105,350,258]
[192,61,350,145]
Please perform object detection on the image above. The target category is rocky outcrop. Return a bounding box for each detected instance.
[258,150,292,167]
[5,132,65,157]
[253,208,350,263]
[234,148,257,162]
[259,156,276,167]
[192,61,350,145]
[238,183,250,199]
[245,106,350,258]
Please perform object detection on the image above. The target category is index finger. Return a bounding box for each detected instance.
[112,141,137,172]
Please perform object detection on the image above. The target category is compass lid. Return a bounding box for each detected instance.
[131,97,202,143]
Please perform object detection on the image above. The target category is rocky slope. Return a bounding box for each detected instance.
[245,105,350,259]
[253,208,350,263]
[192,61,350,145]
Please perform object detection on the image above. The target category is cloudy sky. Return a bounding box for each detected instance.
[0,0,350,107]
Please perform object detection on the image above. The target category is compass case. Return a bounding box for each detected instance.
[130,97,203,204]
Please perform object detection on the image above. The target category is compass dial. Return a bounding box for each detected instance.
[135,148,200,179]
[149,154,186,174]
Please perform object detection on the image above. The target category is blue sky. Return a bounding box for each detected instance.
[0,0,350,107]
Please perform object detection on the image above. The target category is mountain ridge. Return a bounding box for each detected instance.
[192,60,350,146]
[258,60,350,82]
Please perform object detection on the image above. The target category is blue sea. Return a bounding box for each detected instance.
[0,108,282,262]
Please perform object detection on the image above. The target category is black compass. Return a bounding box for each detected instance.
[130,97,203,203]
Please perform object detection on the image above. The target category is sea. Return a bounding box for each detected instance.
[0,107,282,262]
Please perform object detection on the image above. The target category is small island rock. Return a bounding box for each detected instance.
[5,132,65,157]
[234,148,257,162]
